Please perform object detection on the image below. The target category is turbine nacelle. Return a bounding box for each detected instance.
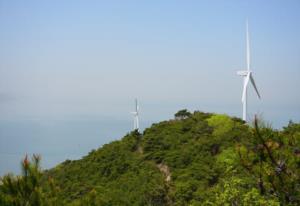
[237,70,250,76]
[131,111,138,116]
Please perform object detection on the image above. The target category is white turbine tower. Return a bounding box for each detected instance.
[237,21,261,121]
[131,99,139,131]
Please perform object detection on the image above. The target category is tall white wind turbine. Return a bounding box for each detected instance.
[131,99,139,131]
[237,21,261,121]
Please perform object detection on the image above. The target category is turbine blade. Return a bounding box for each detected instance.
[246,20,250,71]
[135,99,138,112]
[250,74,261,99]
[242,73,250,102]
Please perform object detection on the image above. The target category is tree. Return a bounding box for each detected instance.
[174,109,192,120]
[206,114,234,137]
[204,177,280,206]
[0,155,62,206]
[237,116,300,205]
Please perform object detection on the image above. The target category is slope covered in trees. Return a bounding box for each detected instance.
[1,110,299,205]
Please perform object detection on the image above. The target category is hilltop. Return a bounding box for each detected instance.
[1,110,299,205]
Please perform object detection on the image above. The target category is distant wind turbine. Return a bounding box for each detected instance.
[237,20,261,121]
[131,99,139,131]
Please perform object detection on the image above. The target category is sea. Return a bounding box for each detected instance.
[0,118,145,176]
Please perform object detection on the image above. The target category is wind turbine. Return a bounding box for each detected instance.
[237,20,261,121]
[131,99,139,131]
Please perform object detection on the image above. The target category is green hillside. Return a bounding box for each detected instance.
[1,110,300,205]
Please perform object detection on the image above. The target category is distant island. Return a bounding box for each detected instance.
[1,110,299,205]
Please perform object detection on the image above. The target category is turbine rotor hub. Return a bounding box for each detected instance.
[237,70,251,76]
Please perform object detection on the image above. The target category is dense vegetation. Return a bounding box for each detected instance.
[1,110,299,205]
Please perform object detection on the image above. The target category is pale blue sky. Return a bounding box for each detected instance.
[0,1,299,174]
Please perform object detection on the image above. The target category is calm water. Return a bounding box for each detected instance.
[0,118,141,176]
